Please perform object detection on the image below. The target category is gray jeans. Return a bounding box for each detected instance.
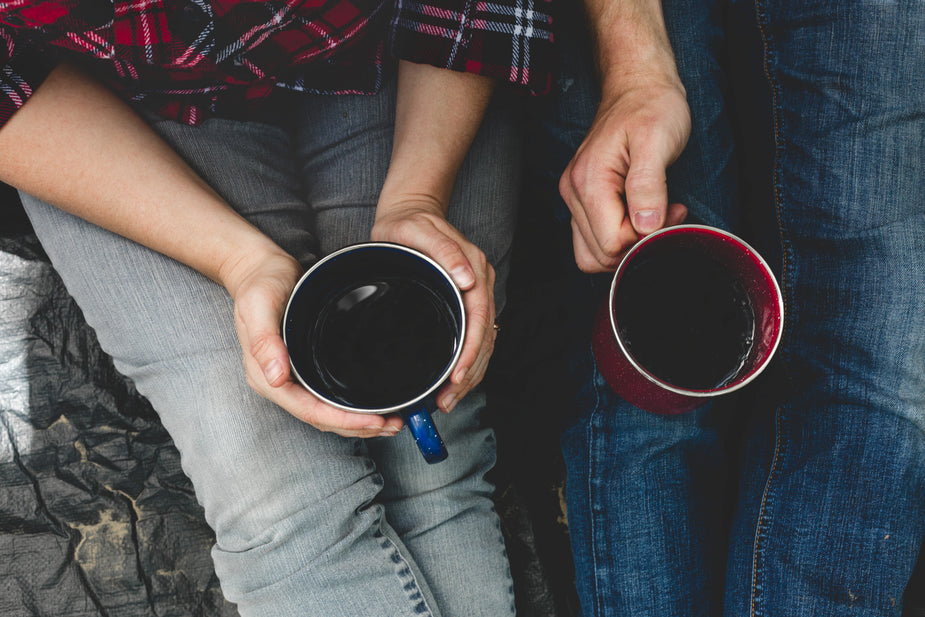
[19,80,521,617]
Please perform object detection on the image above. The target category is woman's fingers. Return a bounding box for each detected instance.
[230,252,407,437]
[371,208,497,411]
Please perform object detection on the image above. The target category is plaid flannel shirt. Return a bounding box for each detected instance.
[0,0,553,125]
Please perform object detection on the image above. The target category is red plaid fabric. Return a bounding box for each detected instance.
[0,0,553,125]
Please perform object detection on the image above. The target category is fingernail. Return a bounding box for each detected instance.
[382,427,401,437]
[453,366,468,385]
[451,266,475,288]
[264,359,283,385]
[634,210,661,234]
[441,395,457,413]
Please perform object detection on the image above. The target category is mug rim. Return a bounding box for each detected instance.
[608,224,784,398]
[282,242,467,414]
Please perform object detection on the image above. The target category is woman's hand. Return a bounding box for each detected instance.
[371,199,497,414]
[222,246,405,438]
[370,61,499,414]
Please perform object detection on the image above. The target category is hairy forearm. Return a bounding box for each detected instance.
[377,60,495,212]
[0,63,285,294]
[583,0,684,98]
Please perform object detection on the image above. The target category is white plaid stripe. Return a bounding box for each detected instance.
[398,0,550,42]
[175,0,215,68]
[1,0,552,125]
[65,30,115,59]
[0,63,29,106]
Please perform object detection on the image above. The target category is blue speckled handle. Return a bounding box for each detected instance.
[402,403,448,464]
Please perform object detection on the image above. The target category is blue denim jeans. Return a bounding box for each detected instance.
[19,80,520,617]
[532,1,925,615]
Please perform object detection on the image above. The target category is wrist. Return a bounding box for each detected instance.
[376,167,452,221]
[599,72,686,116]
[216,233,299,300]
[598,50,685,103]
[586,0,685,102]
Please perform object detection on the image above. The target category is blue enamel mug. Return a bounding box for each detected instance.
[282,242,466,463]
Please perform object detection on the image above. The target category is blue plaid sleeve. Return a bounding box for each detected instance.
[390,0,554,95]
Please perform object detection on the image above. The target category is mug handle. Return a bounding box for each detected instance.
[402,402,448,464]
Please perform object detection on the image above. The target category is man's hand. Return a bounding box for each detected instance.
[559,0,693,272]
[560,79,690,272]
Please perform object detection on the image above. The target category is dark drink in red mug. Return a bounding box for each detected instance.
[592,225,784,414]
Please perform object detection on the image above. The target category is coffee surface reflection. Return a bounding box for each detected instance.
[309,277,459,409]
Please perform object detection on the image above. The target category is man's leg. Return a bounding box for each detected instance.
[532,0,745,613]
[723,1,925,614]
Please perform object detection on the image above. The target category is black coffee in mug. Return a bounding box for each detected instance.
[613,245,756,390]
[284,243,466,463]
[308,276,459,409]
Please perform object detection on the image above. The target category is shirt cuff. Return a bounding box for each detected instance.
[0,37,56,127]
[391,0,554,95]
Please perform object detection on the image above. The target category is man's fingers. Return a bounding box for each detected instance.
[667,202,689,226]
[562,159,625,253]
[561,153,645,268]
[571,220,612,272]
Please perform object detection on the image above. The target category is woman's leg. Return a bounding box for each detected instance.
[292,81,521,616]
[19,115,451,617]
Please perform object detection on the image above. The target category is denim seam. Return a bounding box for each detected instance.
[374,528,437,616]
[493,513,519,614]
[749,408,784,617]
[588,361,605,617]
[750,1,790,615]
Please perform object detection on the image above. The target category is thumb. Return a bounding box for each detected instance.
[623,143,673,236]
[235,290,291,388]
[251,329,290,388]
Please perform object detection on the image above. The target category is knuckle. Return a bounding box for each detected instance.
[566,159,587,191]
[467,304,492,328]
[559,166,576,198]
[625,168,665,193]
[468,248,488,273]
[249,332,275,361]
[598,236,626,260]
[389,217,418,242]
[432,235,462,260]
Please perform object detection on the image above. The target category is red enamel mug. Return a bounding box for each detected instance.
[592,225,784,414]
